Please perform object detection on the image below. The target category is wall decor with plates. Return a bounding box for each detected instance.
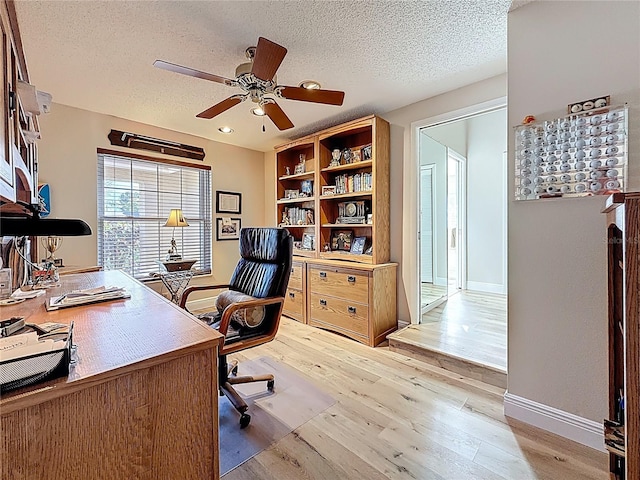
[515,105,628,201]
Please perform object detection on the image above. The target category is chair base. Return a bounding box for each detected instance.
[219,355,275,428]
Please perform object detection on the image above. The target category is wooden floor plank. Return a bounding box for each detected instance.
[218,318,607,480]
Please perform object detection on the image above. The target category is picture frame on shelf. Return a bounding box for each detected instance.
[352,149,362,162]
[301,233,315,250]
[285,189,299,199]
[361,144,372,161]
[294,162,305,175]
[216,217,241,241]
[300,180,313,197]
[322,185,336,196]
[350,236,366,255]
[331,229,353,251]
[216,191,241,214]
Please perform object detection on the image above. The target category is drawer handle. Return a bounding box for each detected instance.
[319,271,327,278]
[320,299,327,306]
[347,275,356,283]
[289,292,295,298]
[348,306,357,314]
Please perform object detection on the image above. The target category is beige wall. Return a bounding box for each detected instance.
[37,103,266,298]
[507,1,640,422]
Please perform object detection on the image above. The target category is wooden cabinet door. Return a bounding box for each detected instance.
[0,10,13,201]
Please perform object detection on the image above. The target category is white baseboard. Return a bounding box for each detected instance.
[185,297,217,313]
[466,280,506,295]
[503,392,604,452]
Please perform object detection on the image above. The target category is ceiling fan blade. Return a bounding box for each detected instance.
[263,101,294,130]
[154,60,234,86]
[278,86,345,106]
[196,95,244,119]
[251,37,287,82]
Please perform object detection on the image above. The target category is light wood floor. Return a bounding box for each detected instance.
[394,291,507,372]
[421,282,447,308]
[221,317,607,480]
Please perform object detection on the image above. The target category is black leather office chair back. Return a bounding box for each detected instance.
[229,228,293,299]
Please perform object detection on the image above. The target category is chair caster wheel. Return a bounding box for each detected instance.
[240,413,251,429]
[267,380,275,392]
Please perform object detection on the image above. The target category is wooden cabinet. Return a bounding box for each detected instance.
[275,115,397,346]
[603,192,640,480]
[283,260,305,323]
[0,0,39,211]
[307,260,396,346]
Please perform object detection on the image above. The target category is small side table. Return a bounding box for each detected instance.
[156,270,194,304]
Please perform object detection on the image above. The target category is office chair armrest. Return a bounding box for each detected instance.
[179,284,232,309]
[218,296,285,338]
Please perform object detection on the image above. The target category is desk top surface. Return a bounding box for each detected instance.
[0,270,223,409]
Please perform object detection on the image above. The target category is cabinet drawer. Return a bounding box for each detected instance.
[283,288,304,321]
[309,293,368,336]
[308,266,369,304]
[288,262,303,290]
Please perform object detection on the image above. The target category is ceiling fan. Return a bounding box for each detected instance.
[154,37,345,131]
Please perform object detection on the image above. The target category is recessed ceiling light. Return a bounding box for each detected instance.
[299,80,321,90]
[218,126,233,134]
[251,107,265,116]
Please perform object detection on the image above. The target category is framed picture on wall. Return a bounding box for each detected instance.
[216,217,241,241]
[216,191,242,214]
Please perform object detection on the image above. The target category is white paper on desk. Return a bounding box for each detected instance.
[48,287,129,309]
[0,332,61,361]
[11,288,46,299]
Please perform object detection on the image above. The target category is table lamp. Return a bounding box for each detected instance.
[164,209,188,261]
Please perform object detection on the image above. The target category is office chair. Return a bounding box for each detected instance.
[179,227,292,428]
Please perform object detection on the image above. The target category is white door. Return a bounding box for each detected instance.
[420,166,434,282]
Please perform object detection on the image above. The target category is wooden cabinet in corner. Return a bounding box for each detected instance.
[0,0,40,212]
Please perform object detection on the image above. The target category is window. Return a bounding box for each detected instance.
[97,150,211,279]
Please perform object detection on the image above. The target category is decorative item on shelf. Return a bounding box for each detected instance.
[322,185,336,196]
[330,148,342,167]
[300,180,313,197]
[350,236,366,255]
[337,200,367,224]
[216,190,242,214]
[342,148,354,164]
[293,241,303,250]
[285,166,291,176]
[323,243,331,252]
[306,210,314,225]
[568,95,610,114]
[522,115,536,125]
[367,213,373,224]
[294,156,306,174]
[361,144,372,161]
[285,189,299,199]
[164,209,189,260]
[330,230,353,251]
[352,149,362,162]
[216,217,241,241]
[279,212,290,226]
[301,233,315,250]
[40,236,64,267]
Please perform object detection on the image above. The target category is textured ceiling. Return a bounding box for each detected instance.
[16,1,512,152]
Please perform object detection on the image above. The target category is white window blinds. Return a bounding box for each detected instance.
[97,152,211,279]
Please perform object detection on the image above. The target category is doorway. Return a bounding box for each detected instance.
[404,101,508,374]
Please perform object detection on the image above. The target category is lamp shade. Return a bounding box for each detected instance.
[164,209,189,228]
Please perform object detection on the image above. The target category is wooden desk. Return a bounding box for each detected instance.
[0,270,223,479]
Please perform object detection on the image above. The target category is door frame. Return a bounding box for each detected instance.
[447,148,467,292]
[410,96,506,324]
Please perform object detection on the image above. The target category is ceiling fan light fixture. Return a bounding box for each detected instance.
[299,80,321,90]
[218,126,234,134]
[251,107,266,116]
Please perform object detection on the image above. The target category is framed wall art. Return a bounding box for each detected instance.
[216,190,242,214]
[216,217,241,241]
